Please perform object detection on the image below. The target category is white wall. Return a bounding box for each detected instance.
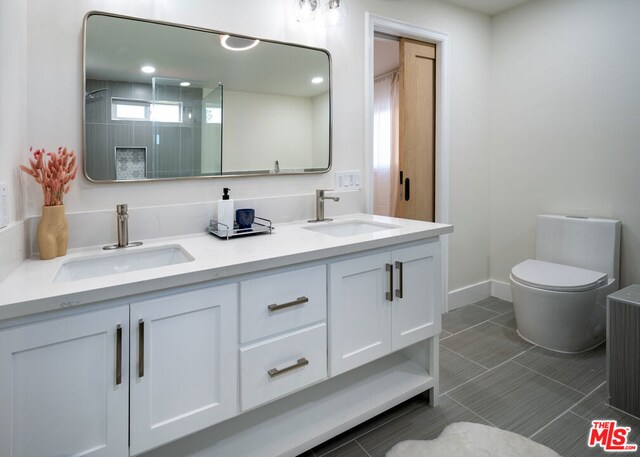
[312,91,330,169]
[17,0,491,291]
[490,0,640,287]
[223,91,314,172]
[0,0,28,223]
[0,1,29,282]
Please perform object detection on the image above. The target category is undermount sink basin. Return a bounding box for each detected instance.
[54,244,194,283]
[303,220,400,237]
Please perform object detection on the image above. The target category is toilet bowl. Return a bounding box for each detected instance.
[510,215,621,353]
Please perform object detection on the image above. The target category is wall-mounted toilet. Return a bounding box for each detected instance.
[510,215,621,353]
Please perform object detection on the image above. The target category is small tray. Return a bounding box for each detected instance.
[207,216,274,240]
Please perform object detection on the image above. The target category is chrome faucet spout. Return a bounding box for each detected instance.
[309,190,340,223]
[103,204,143,250]
[116,204,129,247]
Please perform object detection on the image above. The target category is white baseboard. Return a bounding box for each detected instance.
[491,279,512,302]
[447,280,491,311]
[447,279,513,311]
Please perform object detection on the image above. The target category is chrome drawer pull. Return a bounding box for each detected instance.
[386,263,393,301]
[395,261,404,299]
[138,319,145,378]
[268,296,309,312]
[268,357,309,378]
[115,324,122,386]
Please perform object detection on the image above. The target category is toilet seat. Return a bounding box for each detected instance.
[511,259,608,292]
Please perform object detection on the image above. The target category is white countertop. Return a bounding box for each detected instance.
[0,214,453,321]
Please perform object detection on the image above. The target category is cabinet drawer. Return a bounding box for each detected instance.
[240,265,326,343]
[240,323,327,411]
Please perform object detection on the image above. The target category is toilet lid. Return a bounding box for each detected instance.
[511,259,608,292]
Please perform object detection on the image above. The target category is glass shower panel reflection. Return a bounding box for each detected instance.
[201,84,223,175]
[150,77,221,178]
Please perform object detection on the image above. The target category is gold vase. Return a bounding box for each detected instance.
[37,205,68,260]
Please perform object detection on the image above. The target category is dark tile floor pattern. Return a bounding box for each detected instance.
[300,297,640,457]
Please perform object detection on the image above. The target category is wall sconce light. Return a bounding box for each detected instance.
[294,0,347,26]
[294,0,319,23]
[324,0,348,27]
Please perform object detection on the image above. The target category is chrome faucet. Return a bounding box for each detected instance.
[309,190,340,223]
[104,204,143,250]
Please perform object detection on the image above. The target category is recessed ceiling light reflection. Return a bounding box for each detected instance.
[311,76,324,84]
[220,34,260,51]
[141,65,156,74]
[180,82,191,87]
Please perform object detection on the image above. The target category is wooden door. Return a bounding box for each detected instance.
[399,38,436,221]
[129,284,238,455]
[0,306,129,457]
[328,252,392,376]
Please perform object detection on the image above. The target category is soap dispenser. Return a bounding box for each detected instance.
[218,187,234,236]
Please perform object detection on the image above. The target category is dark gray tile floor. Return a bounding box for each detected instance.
[303,298,639,457]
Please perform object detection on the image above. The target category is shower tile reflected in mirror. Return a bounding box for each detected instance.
[115,148,146,180]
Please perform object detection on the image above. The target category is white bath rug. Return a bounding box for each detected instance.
[386,422,561,457]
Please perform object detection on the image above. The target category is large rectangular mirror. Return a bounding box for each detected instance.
[83,12,331,182]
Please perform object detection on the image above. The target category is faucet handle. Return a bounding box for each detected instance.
[116,204,128,215]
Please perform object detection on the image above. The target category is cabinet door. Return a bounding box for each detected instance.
[391,241,441,351]
[0,306,129,457]
[329,252,392,376]
[130,284,238,455]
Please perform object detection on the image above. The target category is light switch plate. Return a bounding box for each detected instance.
[335,171,362,190]
[0,182,8,228]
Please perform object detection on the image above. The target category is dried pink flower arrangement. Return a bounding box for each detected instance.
[20,147,78,206]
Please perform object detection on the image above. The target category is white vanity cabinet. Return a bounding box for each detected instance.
[129,284,238,455]
[0,305,130,457]
[329,241,441,376]
[239,265,328,411]
[0,216,450,457]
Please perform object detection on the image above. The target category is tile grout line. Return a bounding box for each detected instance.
[442,304,504,336]
[568,381,609,423]
[442,355,522,395]
[528,381,607,440]
[510,359,589,397]
[528,404,576,439]
[440,345,492,371]
[488,319,516,332]
[443,393,499,428]
[568,410,592,422]
[474,303,513,316]
[355,440,373,457]
[441,317,503,343]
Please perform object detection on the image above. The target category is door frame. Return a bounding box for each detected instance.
[364,13,451,312]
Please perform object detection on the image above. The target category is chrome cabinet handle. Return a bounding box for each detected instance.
[138,319,144,378]
[115,324,122,385]
[395,261,404,299]
[386,263,393,301]
[268,296,309,312]
[268,358,309,378]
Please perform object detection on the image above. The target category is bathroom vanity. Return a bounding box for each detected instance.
[0,214,452,457]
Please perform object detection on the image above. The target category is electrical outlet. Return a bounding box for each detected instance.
[0,182,8,229]
[335,171,362,190]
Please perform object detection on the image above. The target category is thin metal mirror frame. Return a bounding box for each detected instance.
[82,10,332,183]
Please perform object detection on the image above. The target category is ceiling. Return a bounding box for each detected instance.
[440,0,529,16]
[85,14,330,98]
